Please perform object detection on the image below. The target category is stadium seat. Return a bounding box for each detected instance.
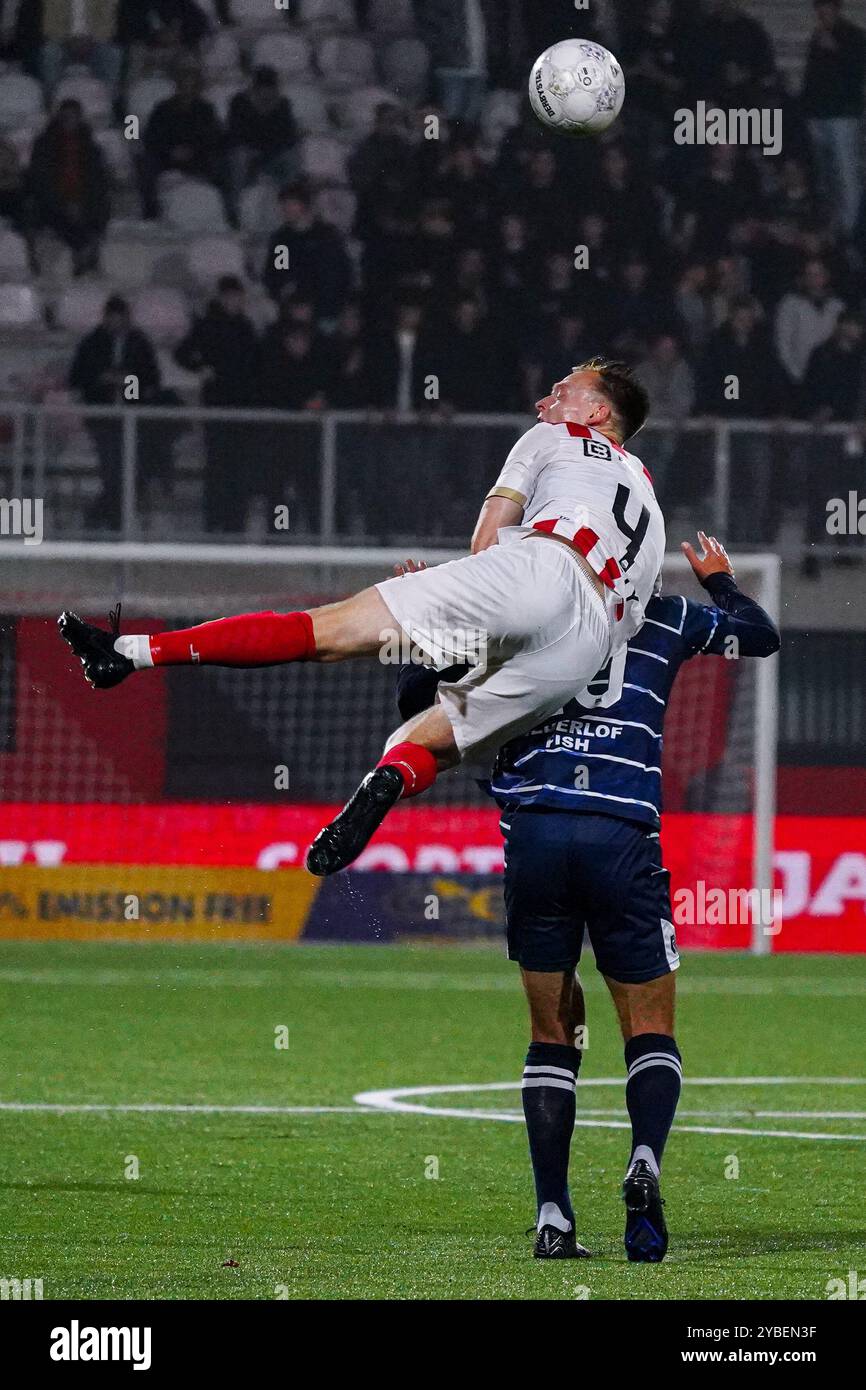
[300,0,357,29]
[206,80,243,123]
[297,135,349,186]
[186,236,246,288]
[53,68,112,126]
[367,0,415,35]
[0,70,44,131]
[380,38,430,105]
[251,32,313,80]
[55,281,112,334]
[163,180,229,234]
[313,186,357,236]
[480,89,522,147]
[317,35,376,89]
[201,30,243,80]
[0,282,41,327]
[127,76,175,129]
[239,180,281,238]
[0,229,31,281]
[228,0,282,26]
[131,287,190,346]
[339,85,403,136]
[283,82,333,135]
[100,235,159,288]
[95,127,134,184]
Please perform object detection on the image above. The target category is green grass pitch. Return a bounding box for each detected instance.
[0,940,863,1300]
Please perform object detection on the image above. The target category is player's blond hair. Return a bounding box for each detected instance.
[572,357,650,442]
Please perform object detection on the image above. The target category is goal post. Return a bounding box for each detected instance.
[0,542,780,955]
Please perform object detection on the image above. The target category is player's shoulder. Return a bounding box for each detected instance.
[643,593,690,636]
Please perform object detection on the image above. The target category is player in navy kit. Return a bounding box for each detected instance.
[396,532,780,1263]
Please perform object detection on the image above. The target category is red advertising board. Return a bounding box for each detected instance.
[0,804,863,952]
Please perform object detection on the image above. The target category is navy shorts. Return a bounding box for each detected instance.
[501,808,679,984]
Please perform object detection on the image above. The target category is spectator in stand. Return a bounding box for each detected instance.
[802,311,866,565]
[674,262,713,353]
[698,297,784,417]
[635,333,696,496]
[805,311,865,422]
[608,253,678,358]
[13,0,122,89]
[413,0,491,124]
[69,294,161,529]
[618,0,687,137]
[327,300,371,409]
[263,183,352,322]
[258,318,331,532]
[416,296,498,412]
[139,62,224,220]
[174,275,259,534]
[490,212,535,319]
[685,0,777,95]
[775,258,845,396]
[802,0,866,236]
[697,296,786,539]
[365,300,424,413]
[0,137,27,232]
[226,66,298,218]
[26,98,110,274]
[116,0,211,78]
[348,102,414,201]
[429,133,495,242]
[590,145,661,257]
[674,145,762,260]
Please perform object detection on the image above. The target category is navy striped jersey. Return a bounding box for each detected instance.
[395,573,780,831]
[485,574,779,828]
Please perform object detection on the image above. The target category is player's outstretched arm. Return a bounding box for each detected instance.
[681,531,780,658]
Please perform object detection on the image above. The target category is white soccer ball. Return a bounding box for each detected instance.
[529,39,625,138]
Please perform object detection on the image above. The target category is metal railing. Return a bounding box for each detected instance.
[1,401,863,553]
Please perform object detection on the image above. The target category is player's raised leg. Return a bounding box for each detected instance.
[57,587,406,688]
[604,971,680,1263]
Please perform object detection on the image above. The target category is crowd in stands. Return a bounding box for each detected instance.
[1,0,866,494]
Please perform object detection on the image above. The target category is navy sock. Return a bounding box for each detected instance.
[624,1032,682,1176]
[521,1041,581,1230]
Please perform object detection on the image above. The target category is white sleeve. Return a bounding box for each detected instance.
[486,423,549,509]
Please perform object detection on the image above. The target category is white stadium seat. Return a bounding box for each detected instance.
[298,135,349,186]
[0,71,44,131]
[313,186,357,236]
[300,0,356,28]
[127,76,174,129]
[317,35,376,89]
[131,287,190,346]
[367,0,415,35]
[239,180,281,238]
[53,68,112,126]
[480,89,522,147]
[95,127,133,183]
[163,180,228,234]
[206,80,242,123]
[228,0,281,26]
[55,281,112,334]
[283,82,333,135]
[251,32,313,79]
[0,230,31,280]
[338,85,402,136]
[100,236,159,289]
[201,30,242,80]
[0,283,41,327]
[186,236,246,288]
[380,38,430,105]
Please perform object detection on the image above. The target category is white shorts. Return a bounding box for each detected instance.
[375,538,613,763]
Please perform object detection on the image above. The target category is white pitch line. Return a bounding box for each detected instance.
[0,1103,375,1116]
[353,1078,866,1141]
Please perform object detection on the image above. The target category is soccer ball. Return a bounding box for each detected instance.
[529,39,625,138]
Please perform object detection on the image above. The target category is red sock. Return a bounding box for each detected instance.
[149,611,316,667]
[377,742,438,799]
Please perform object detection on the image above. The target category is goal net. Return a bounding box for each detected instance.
[0,544,779,952]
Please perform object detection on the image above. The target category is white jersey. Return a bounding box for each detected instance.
[489,420,665,647]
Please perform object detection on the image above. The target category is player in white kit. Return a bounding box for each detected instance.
[58,359,665,874]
